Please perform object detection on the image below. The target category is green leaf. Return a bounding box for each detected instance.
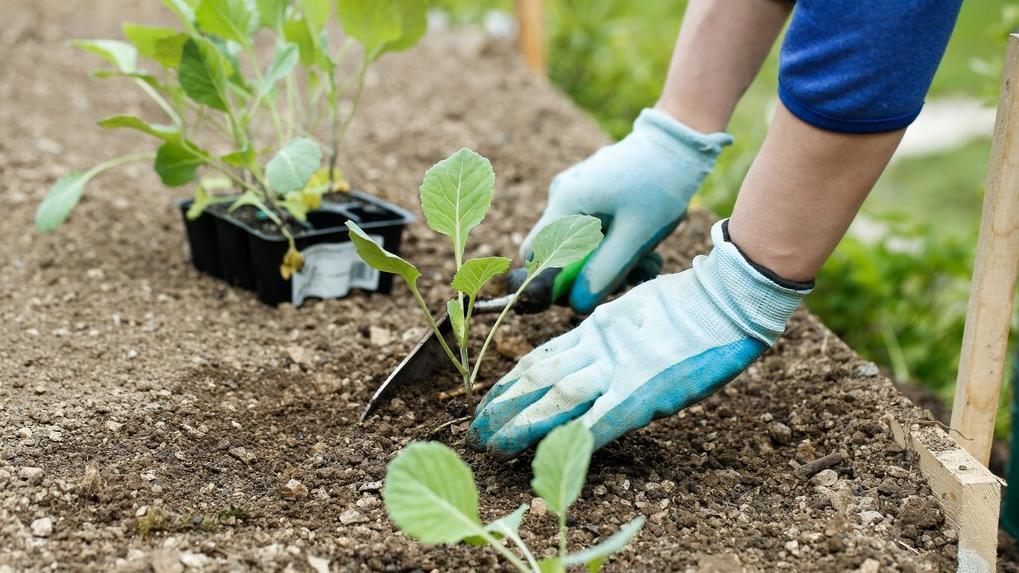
[260,42,299,94]
[220,144,255,167]
[155,141,207,186]
[336,0,402,61]
[178,36,232,111]
[186,178,233,220]
[282,191,310,222]
[346,221,421,286]
[537,558,566,573]
[299,0,330,33]
[452,256,511,299]
[447,299,465,343]
[527,215,603,276]
[380,0,427,53]
[92,70,163,89]
[256,0,287,31]
[97,115,181,144]
[163,0,199,28]
[562,517,646,572]
[153,33,189,68]
[418,148,495,262]
[463,503,529,546]
[531,421,593,517]
[36,172,91,232]
[266,137,321,193]
[122,24,180,66]
[195,0,258,45]
[72,39,137,72]
[382,442,483,544]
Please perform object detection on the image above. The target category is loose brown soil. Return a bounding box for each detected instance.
[0,2,994,572]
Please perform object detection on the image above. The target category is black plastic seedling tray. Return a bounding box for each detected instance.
[179,191,414,306]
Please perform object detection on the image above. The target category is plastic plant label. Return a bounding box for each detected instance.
[291,236,382,305]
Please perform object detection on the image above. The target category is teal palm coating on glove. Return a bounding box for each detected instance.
[521,108,732,314]
[469,220,811,459]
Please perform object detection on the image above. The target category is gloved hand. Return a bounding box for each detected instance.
[521,108,733,314]
[469,220,812,459]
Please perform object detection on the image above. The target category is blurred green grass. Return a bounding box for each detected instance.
[436,0,1013,432]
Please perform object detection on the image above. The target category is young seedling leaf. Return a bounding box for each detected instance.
[531,421,594,517]
[155,141,207,186]
[97,115,182,144]
[35,172,91,232]
[282,191,310,222]
[562,516,646,572]
[266,137,322,193]
[451,256,511,299]
[283,13,319,67]
[122,24,180,66]
[298,0,330,33]
[195,0,258,45]
[336,0,403,62]
[380,0,427,53]
[527,215,603,275]
[256,0,287,31]
[382,442,484,544]
[163,0,198,28]
[153,33,189,68]
[463,503,529,546]
[346,221,421,286]
[260,42,299,94]
[419,148,495,262]
[178,36,232,111]
[220,144,255,168]
[186,179,233,220]
[537,558,566,573]
[72,39,138,72]
[447,299,466,344]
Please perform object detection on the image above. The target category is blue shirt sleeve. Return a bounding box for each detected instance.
[778,0,963,134]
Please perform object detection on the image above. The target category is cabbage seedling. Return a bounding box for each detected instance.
[346,148,603,405]
[382,421,645,572]
[36,0,426,276]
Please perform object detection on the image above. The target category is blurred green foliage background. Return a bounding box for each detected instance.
[435,0,1016,434]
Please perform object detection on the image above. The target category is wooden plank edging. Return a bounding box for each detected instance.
[887,417,1003,573]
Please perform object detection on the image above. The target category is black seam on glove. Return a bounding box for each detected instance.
[720,220,815,291]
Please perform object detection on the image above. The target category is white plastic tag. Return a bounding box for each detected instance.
[291,236,382,306]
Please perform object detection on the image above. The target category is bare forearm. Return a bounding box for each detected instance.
[655,0,792,133]
[728,103,904,282]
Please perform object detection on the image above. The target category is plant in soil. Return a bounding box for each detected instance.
[383,421,645,572]
[346,148,603,406]
[35,0,425,276]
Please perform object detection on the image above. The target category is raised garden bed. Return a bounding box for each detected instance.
[0,1,1008,571]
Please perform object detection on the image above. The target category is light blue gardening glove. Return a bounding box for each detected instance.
[469,220,812,459]
[521,108,732,314]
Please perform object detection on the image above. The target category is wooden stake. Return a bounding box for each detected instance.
[514,0,546,74]
[950,33,1019,465]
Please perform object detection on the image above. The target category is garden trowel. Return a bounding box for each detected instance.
[359,253,663,421]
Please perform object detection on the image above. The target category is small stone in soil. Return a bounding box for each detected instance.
[105,420,123,432]
[19,466,44,484]
[530,497,548,517]
[282,479,309,499]
[768,421,793,445]
[369,326,393,346]
[853,362,880,377]
[307,555,330,573]
[31,517,53,537]
[811,469,839,487]
[151,548,183,573]
[17,427,32,439]
[339,510,367,525]
[859,510,884,526]
[228,447,256,464]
